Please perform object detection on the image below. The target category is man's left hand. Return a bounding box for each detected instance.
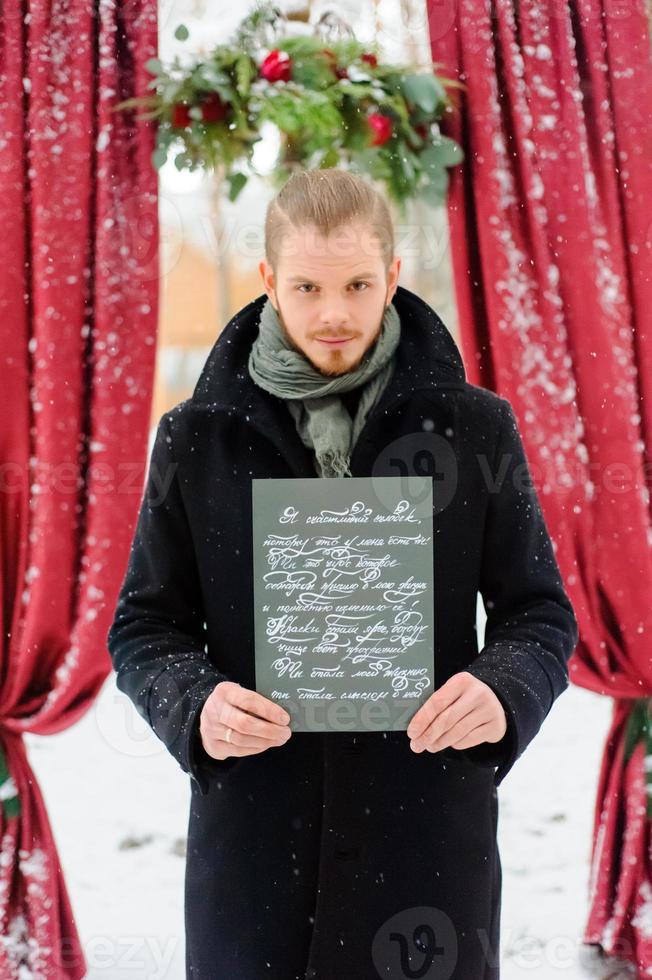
[406,671,507,753]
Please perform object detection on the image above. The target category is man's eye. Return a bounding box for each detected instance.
[296,282,369,293]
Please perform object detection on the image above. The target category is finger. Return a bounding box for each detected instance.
[221,702,293,743]
[449,722,497,750]
[407,674,472,740]
[424,714,490,753]
[215,722,290,752]
[413,689,483,747]
[228,685,291,727]
[203,737,272,761]
[407,695,448,741]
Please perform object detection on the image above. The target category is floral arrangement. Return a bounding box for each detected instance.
[114,2,464,213]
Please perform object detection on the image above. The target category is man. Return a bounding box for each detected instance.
[107,169,578,979]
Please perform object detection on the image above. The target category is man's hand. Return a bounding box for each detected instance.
[406,671,507,753]
[199,681,292,760]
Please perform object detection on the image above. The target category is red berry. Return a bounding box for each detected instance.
[171,102,192,128]
[200,92,228,123]
[260,49,292,83]
[367,112,393,146]
[361,53,378,68]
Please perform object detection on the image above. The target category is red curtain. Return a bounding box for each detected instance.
[0,1,158,976]
[429,0,652,973]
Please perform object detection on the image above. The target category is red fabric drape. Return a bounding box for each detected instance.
[0,1,158,976]
[429,0,652,973]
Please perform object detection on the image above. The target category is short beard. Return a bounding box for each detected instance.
[275,299,384,378]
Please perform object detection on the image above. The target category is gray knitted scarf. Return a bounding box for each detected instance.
[248,297,401,477]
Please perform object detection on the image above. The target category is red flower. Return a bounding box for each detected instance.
[367,112,393,146]
[260,49,292,83]
[200,92,229,123]
[361,53,378,68]
[171,102,192,128]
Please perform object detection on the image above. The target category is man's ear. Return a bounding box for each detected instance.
[259,259,278,307]
[386,255,401,304]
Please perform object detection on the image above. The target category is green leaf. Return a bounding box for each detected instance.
[281,36,329,58]
[336,80,378,110]
[113,95,156,112]
[350,147,392,182]
[152,146,168,169]
[161,79,183,102]
[382,144,417,199]
[2,795,21,819]
[227,171,248,201]
[145,58,163,76]
[195,64,231,88]
[174,151,189,171]
[401,74,445,114]
[421,140,462,179]
[624,699,649,761]
[157,127,175,146]
[334,38,371,65]
[318,146,340,168]
[422,135,464,168]
[174,23,189,41]
[258,88,341,146]
[234,54,255,98]
[0,747,18,819]
[137,108,166,121]
[339,99,374,150]
[291,58,339,92]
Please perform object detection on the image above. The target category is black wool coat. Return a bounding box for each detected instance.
[107,284,578,980]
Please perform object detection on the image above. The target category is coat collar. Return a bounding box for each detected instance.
[191,283,467,476]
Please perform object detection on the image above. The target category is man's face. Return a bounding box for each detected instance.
[259,220,401,378]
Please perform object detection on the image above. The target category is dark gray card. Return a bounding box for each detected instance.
[252,476,434,732]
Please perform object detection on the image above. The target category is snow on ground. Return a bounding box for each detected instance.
[26,676,631,979]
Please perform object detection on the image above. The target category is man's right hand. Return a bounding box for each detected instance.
[198,681,292,760]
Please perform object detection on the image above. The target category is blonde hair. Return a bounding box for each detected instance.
[265,168,395,275]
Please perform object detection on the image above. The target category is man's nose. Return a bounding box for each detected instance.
[318,309,350,327]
